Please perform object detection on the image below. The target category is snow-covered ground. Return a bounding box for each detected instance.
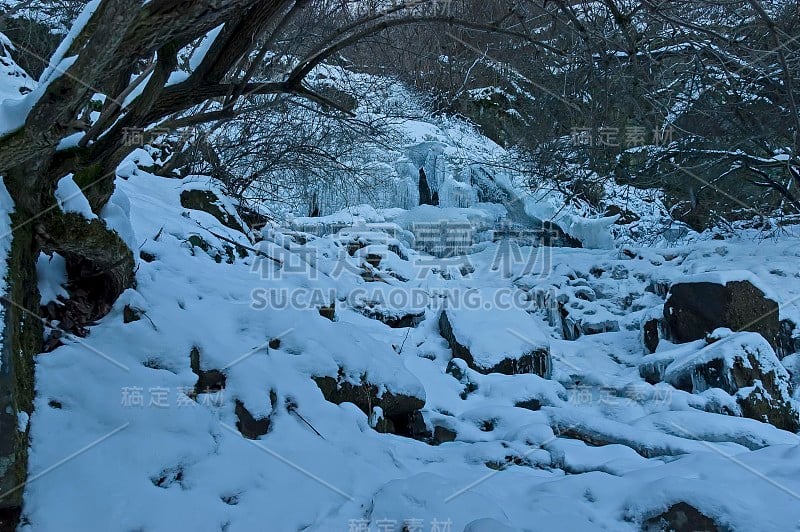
[16,159,800,531]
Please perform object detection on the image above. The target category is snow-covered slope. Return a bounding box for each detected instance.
[20,159,800,531]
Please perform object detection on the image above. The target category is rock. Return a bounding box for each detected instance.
[318,302,336,321]
[234,400,270,439]
[664,273,780,349]
[776,319,800,359]
[190,347,226,394]
[642,502,719,532]
[446,358,478,398]
[313,375,426,437]
[642,318,661,354]
[0,508,21,530]
[139,250,156,263]
[365,253,382,268]
[641,308,665,354]
[432,425,457,445]
[564,313,620,337]
[737,382,799,435]
[122,304,141,323]
[180,189,245,233]
[186,235,228,264]
[354,304,425,328]
[238,204,271,231]
[452,87,523,146]
[399,410,431,439]
[639,355,675,385]
[663,330,799,431]
[514,398,542,411]
[639,340,706,384]
[439,303,551,377]
[187,234,211,253]
[316,85,358,113]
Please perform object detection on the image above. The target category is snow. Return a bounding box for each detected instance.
[38,0,100,84]
[100,186,138,252]
[0,32,34,101]
[0,177,13,368]
[54,174,97,219]
[633,410,800,450]
[20,163,800,531]
[188,25,224,72]
[17,410,29,432]
[36,252,68,305]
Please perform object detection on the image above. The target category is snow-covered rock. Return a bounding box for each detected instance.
[660,330,799,431]
[439,295,551,376]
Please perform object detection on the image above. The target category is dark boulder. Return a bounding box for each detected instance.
[664,275,779,349]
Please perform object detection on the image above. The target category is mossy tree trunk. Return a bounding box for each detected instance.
[0,217,40,527]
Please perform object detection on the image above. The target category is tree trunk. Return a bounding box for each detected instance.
[0,211,42,524]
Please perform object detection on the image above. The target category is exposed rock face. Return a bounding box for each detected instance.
[642,502,720,532]
[122,304,141,323]
[180,189,244,233]
[354,305,425,328]
[432,425,457,445]
[664,277,779,349]
[446,358,479,399]
[313,375,426,437]
[776,319,800,359]
[642,318,661,354]
[658,330,799,431]
[190,347,226,394]
[439,309,551,377]
[235,400,270,439]
[318,302,336,321]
